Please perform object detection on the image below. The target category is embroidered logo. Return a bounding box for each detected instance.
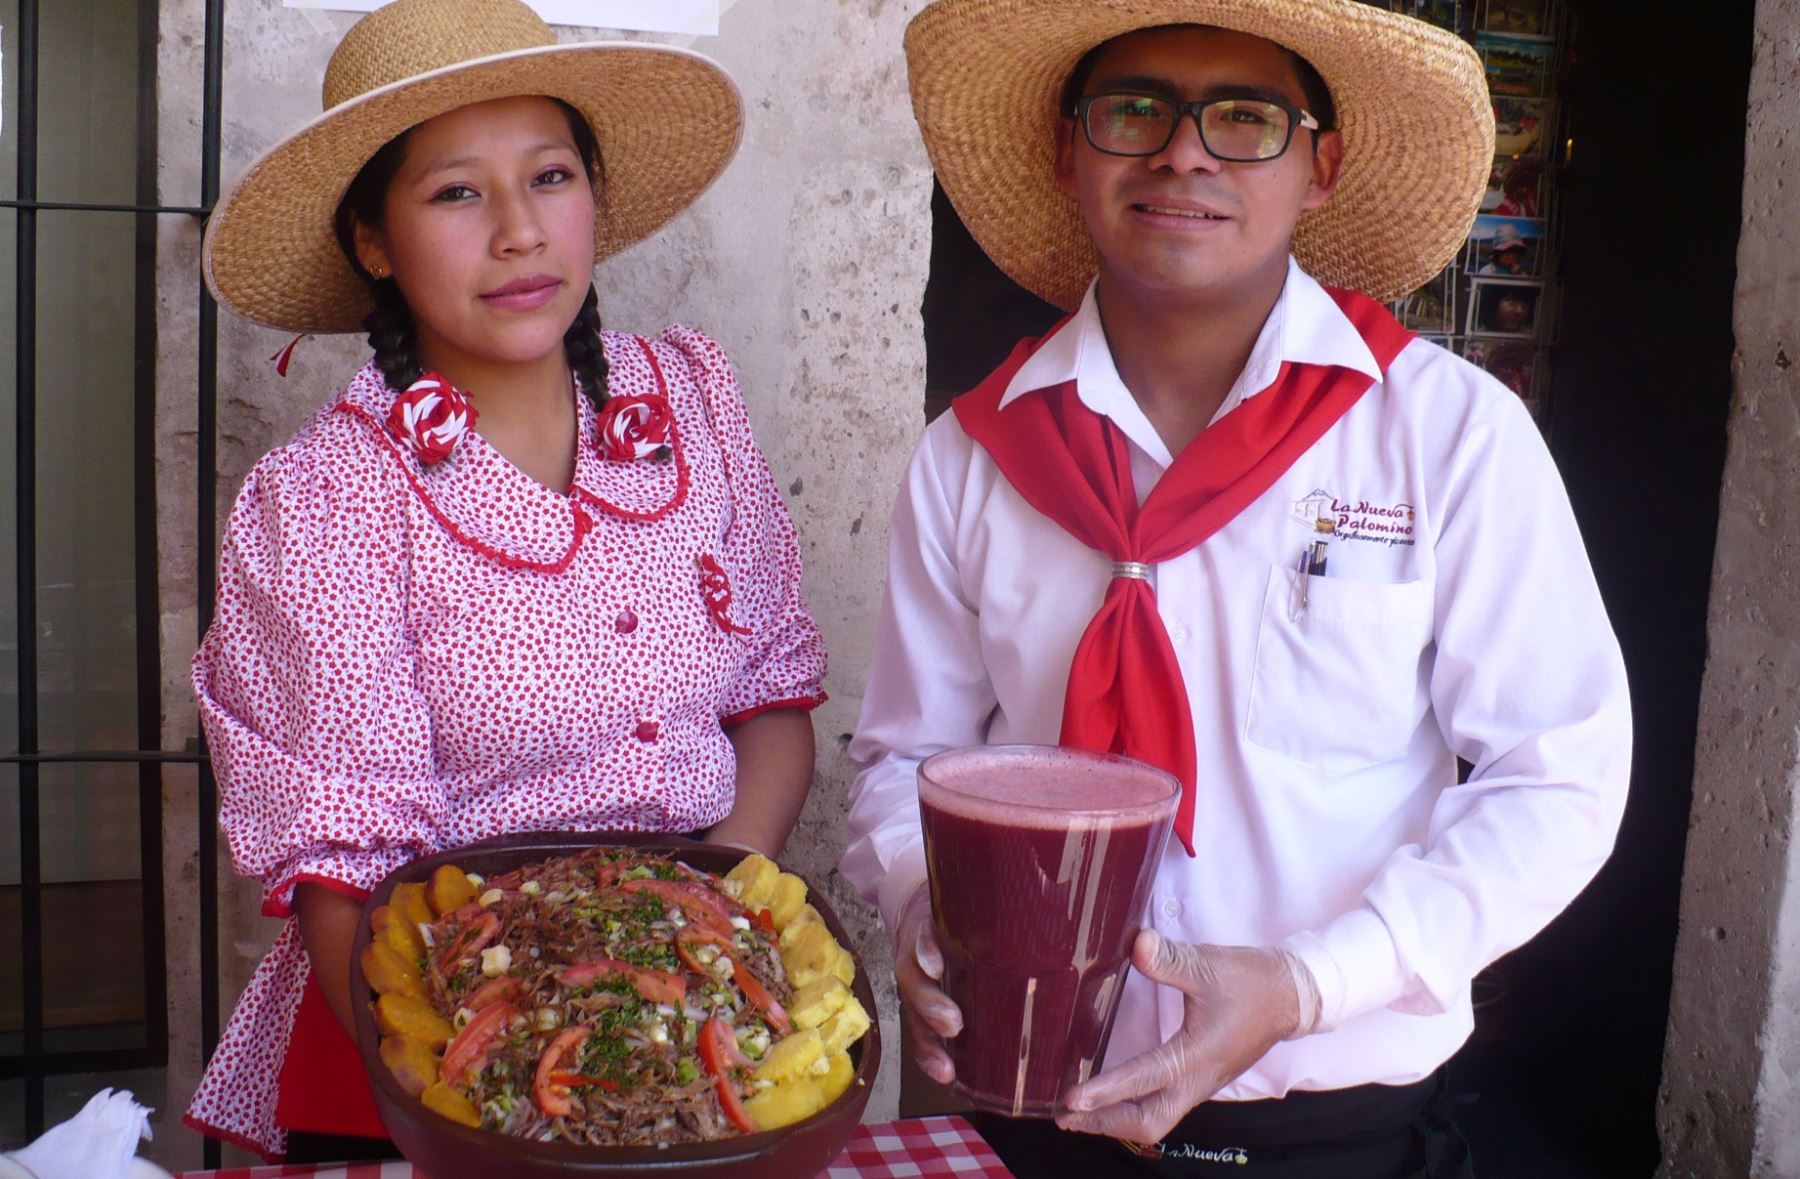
[386,372,477,466]
[597,393,674,463]
[698,554,752,636]
[1121,1139,1249,1164]
[1292,488,1416,548]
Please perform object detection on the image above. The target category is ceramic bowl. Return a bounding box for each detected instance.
[349,831,881,1179]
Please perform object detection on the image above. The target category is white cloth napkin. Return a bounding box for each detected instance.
[3,1089,168,1179]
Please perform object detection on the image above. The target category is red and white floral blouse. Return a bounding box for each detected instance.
[185,326,826,1156]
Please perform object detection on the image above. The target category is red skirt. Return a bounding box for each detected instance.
[275,970,389,1139]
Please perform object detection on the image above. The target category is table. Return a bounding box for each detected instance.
[174,1116,1013,1178]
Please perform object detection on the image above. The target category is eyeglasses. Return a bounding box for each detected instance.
[1073,93,1321,162]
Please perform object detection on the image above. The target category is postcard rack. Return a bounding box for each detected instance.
[1369,0,1569,425]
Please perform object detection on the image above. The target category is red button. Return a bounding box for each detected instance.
[615,609,638,634]
[635,720,660,742]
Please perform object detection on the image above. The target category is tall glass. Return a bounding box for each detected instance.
[918,744,1179,1118]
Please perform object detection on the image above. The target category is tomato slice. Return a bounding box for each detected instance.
[433,910,501,973]
[751,908,777,934]
[463,976,523,1011]
[556,957,688,1005]
[441,1000,515,1085]
[533,1025,593,1118]
[698,1017,758,1134]
[678,929,791,1035]
[619,879,737,937]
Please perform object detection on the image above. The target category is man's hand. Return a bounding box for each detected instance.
[895,882,963,1084]
[1054,931,1300,1144]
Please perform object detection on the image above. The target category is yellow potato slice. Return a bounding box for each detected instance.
[391,881,436,929]
[380,1033,440,1097]
[778,905,825,954]
[753,1028,824,1084]
[372,904,426,965]
[828,943,856,987]
[725,853,781,909]
[743,1077,826,1130]
[427,863,478,916]
[420,1081,482,1128]
[789,977,850,1031]
[818,995,871,1055]
[361,940,427,1001]
[376,992,456,1048]
[766,873,808,931]
[783,921,840,988]
[817,1050,855,1105]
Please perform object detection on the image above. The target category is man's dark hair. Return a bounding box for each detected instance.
[1058,24,1338,138]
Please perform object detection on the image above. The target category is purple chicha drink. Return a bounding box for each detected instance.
[918,744,1178,1118]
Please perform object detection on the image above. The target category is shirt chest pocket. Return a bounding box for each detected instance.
[1244,568,1435,777]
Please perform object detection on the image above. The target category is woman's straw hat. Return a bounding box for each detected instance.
[905,0,1495,309]
[203,0,743,333]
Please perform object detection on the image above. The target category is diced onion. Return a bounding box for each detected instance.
[520,880,543,897]
[729,916,751,931]
[418,924,435,947]
[545,890,569,904]
[480,945,513,976]
[453,1007,474,1030]
[465,872,485,887]
[479,888,504,908]
[535,1007,562,1031]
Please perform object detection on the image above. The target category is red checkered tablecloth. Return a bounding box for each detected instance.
[174,1116,1013,1179]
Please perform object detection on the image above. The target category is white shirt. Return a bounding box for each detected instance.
[840,259,1631,1097]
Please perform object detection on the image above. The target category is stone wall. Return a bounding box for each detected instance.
[152,0,930,1166]
[1655,1,1800,1174]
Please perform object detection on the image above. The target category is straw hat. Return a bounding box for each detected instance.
[203,0,743,333]
[905,0,1495,308]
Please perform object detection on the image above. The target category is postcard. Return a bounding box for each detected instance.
[1483,157,1546,217]
[1467,214,1548,278]
[1477,31,1553,98]
[1481,0,1554,37]
[1493,96,1555,160]
[1466,278,1546,339]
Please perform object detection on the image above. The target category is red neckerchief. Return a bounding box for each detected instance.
[953,286,1415,855]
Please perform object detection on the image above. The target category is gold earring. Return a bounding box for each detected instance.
[369,264,386,280]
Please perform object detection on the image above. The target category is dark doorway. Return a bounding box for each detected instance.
[914,2,1751,1175]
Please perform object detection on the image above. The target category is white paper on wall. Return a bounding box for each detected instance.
[281,0,720,35]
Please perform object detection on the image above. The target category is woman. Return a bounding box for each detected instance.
[186,0,825,1160]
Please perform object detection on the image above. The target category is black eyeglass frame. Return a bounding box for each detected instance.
[1072,92,1323,162]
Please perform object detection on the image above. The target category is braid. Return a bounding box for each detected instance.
[363,278,422,392]
[564,283,609,411]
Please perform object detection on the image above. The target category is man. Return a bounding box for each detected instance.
[842,3,1630,1177]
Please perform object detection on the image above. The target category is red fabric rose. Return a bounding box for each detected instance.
[596,393,674,462]
[386,373,477,465]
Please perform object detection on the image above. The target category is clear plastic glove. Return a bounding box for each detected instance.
[4,1088,167,1179]
[1055,931,1301,1144]
[895,881,963,1085]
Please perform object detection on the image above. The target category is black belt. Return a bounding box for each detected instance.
[967,1070,1474,1179]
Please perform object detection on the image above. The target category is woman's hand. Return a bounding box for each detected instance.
[895,881,962,1085]
[1054,932,1299,1144]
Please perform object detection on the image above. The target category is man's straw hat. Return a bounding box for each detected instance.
[203,0,742,333]
[905,0,1495,309]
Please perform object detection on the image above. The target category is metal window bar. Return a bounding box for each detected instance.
[6,0,224,1167]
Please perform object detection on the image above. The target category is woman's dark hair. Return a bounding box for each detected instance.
[1058,24,1338,138]
[332,98,611,410]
